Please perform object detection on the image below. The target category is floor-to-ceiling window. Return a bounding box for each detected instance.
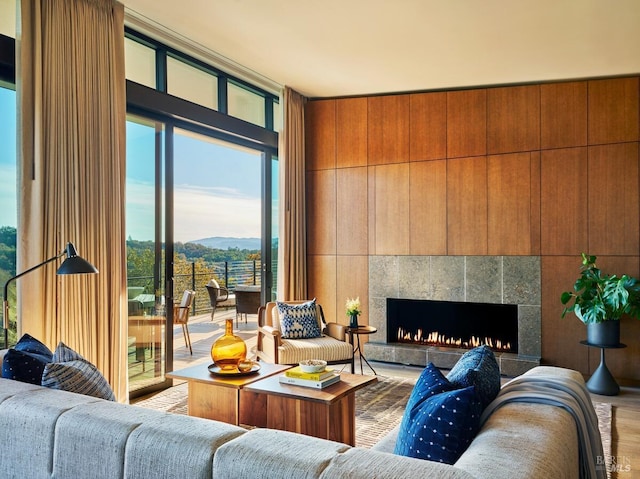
[0,83,17,349]
[126,115,167,393]
[125,29,280,396]
[0,3,17,348]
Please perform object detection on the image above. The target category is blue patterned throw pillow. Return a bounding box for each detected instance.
[446,345,500,409]
[41,342,116,401]
[394,363,482,464]
[277,299,321,339]
[1,333,53,384]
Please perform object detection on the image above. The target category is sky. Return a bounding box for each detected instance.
[0,88,275,244]
[126,120,265,243]
[0,86,17,229]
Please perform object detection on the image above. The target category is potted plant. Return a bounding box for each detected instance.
[561,253,640,346]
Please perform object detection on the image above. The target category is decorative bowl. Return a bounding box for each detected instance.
[299,359,327,373]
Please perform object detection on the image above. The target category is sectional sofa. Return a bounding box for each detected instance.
[0,347,603,479]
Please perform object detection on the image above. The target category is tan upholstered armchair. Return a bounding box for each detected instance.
[256,300,354,373]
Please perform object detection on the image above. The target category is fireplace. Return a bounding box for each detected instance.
[363,255,541,376]
[387,298,518,353]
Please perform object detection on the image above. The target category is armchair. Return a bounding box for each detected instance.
[205,280,229,321]
[173,290,196,355]
[256,300,354,373]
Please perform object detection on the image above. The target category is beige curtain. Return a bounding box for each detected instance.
[278,87,307,300]
[17,0,128,401]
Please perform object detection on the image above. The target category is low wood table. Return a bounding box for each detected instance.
[166,362,290,425]
[243,372,377,446]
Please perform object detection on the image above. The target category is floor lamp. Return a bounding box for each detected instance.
[2,242,99,349]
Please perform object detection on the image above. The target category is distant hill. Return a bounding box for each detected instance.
[189,236,260,251]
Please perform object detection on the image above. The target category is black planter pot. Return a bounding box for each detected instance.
[586,320,621,347]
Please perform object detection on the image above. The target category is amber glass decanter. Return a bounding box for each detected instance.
[211,318,247,370]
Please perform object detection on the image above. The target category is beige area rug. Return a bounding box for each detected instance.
[133,376,612,456]
[593,401,613,479]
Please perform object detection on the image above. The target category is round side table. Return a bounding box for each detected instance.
[579,340,626,396]
[347,325,377,375]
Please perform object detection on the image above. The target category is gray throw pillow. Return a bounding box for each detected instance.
[41,342,116,401]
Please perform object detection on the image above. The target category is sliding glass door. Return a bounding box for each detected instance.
[126,116,277,397]
[126,115,167,396]
[171,128,263,354]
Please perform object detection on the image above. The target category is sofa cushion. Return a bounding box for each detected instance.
[277,299,322,339]
[41,342,115,401]
[1,333,53,384]
[394,364,482,464]
[446,345,500,409]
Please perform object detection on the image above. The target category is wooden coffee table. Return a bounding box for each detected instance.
[243,372,376,446]
[166,361,290,425]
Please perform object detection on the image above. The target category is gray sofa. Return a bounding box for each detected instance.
[0,348,594,479]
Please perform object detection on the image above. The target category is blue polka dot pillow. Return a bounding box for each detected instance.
[1,333,53,384]
[276,299,322,339]
[394,363,482,464]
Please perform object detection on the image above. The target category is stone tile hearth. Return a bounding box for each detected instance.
[363,255,541,376]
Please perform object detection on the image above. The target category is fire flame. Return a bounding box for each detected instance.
[396,327,512,352]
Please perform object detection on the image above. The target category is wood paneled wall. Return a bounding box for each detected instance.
[305,76,640,382]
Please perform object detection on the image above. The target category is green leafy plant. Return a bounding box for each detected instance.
[561,253,640,324]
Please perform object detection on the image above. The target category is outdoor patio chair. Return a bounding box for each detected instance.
[173,290,196,355]
[205,279,229,321]
[256,299,354,372]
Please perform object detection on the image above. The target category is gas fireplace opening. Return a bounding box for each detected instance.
[387,298,519,354]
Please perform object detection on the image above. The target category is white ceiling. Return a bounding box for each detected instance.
[122,0,640,98]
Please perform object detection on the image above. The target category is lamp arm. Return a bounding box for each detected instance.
[2,249,65,338]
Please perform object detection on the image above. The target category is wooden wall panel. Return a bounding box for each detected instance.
[336,98,368,168]
[336,167,368,255]
[488,85,540,154]
[530,151,541,255]
[541,256,589,374]
[487,153,532,255]
[306,170,336,255]
[336,256,369,328]
[409,160,447,255]
[588,77,640,145]
[409,92,446,161]
[368,95,410,165]
[540,81,587,149]
[367,167,376,255]
[588,143,640,256]
[540,148,588,255]
[447,89,486,158]
[307,255,337,321]
[305,100,335,170]
[447,157,488,255]
[374,164,410,254]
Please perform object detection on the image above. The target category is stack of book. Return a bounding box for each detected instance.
[279,366,340,389]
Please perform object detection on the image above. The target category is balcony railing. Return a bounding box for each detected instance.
[128,260,266,316]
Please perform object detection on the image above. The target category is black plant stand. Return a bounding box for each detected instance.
[580,340,626,396]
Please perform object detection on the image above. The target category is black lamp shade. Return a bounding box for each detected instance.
[56,243,99,275]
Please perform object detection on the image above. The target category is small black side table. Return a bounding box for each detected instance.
[580,340,626,396]
[347,325,377,375]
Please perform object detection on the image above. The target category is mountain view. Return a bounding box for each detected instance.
[189,237,261,251]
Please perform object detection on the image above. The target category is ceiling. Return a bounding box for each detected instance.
[122,0,640,99]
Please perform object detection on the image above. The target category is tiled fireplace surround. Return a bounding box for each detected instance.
[363,256,541,376]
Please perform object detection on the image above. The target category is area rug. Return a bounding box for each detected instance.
[133,375,612,455]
